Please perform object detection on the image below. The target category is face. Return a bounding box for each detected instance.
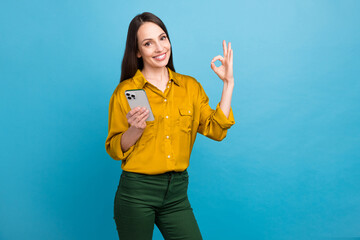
[136,22,171,70]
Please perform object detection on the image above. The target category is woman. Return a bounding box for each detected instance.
[105,12,235,240]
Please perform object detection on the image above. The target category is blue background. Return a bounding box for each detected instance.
[1,0,359,239]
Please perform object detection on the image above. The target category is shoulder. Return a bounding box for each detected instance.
[173,71,202,90]
[111,78,137,100]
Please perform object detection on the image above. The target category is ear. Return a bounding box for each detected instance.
[136,50,141,58]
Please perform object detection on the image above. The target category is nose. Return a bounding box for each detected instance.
[155,41,164,52]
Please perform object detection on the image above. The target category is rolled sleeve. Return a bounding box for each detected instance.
[213,103,235,130]
[196,81,235,141]
[105,89,134,161]
[105,132,135,160]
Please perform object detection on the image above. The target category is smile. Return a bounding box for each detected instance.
[153,52,166,61]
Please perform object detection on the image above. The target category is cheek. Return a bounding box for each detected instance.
[165,42,171,54]
[168,47,172,57]
[141,48,152,58]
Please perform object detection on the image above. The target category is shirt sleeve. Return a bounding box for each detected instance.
[105,89,134,160]
[196,82,235,141]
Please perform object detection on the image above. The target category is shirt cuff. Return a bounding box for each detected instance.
[106,132,135,161]
[213,103,235,129]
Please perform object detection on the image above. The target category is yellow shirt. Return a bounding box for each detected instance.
[105,67,235,174]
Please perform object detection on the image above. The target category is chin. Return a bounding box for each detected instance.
[153,61,169,68]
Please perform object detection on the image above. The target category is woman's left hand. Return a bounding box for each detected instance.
[210,40,234,84]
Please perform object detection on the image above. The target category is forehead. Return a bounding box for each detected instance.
[137,22,165,40]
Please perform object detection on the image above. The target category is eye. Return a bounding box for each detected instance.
[144,42,151,46]
[161,35,167,40]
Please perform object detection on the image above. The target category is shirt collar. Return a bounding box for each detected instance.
[133,67,181,89]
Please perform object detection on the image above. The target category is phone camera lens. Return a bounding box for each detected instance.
[127,97,131,100]
[131,95,135,99]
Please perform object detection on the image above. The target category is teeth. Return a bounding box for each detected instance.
[154,53,165,59]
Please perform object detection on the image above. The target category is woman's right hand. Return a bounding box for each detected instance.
[126,107,150,131]
[120,107,150,153]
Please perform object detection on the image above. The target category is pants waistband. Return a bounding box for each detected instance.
[121,169,188,179]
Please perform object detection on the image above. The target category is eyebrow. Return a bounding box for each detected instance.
[141,32,166,44]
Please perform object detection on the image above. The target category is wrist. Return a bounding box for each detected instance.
[224,77,234,82]
[223,81,234,89]
[129,125,145,135]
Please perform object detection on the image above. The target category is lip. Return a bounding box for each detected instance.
[153,52,167,58]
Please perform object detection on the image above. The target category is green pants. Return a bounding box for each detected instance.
[114,169,203,240]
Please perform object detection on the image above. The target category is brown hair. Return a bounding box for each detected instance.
[120,12,175,82]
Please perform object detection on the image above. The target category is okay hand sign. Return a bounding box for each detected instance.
[210,40,234,84]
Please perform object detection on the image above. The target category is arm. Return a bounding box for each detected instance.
[211,40,234,118]
[196,82,235,141]
[105,90,149,160]
[195,40,235,141]
[219,81,234,118]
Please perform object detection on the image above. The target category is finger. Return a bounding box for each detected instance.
[223,40,227,57]
[127,108,140,121]
[128,107,140,116]
[230,49,233,64]
[210,62,216,70]
[211,55,224,69]
[211,55,224,63]
[140,111,150,122]
[128,108,142,122]
[139,109,149,120]
[137,110,149,126]
[126,110,134,119]
[136,107,147,115]
[135,114,143,123]
[228,42,231,59]
[211,55,224,70]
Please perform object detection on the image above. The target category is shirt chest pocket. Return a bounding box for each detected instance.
[177,107,193,133]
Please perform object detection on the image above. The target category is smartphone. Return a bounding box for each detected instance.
[125,89,154,121]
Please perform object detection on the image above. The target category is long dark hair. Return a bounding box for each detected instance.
[120,12,175,83]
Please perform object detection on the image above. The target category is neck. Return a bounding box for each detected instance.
[141,66,168,83]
